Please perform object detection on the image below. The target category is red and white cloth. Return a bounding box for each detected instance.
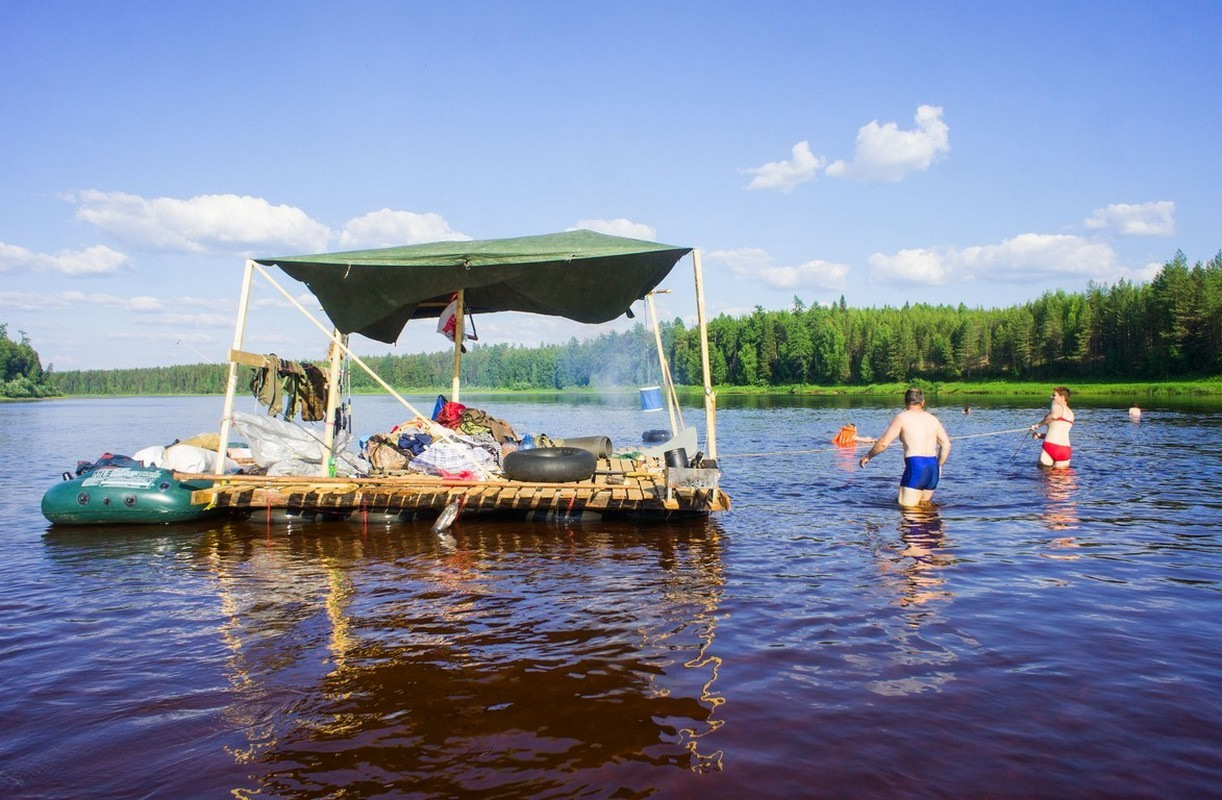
[437,295,476,344]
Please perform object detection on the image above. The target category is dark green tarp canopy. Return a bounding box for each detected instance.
[255,230,692,344]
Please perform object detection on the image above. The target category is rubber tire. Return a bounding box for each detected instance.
[642,429,670,443]
[503,446,597,483]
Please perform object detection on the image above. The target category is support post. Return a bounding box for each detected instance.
[450,289,464,403]
[660,353,685,431]
[319,330,345,477]
[692,250,717,460]
[214,259,256,476]
[646,292,680,435]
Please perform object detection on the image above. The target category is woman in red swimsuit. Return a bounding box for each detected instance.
[1031,386,1074,468]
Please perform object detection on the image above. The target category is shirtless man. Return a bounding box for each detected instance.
[1031,386,1074,468]
[859,387,952,507]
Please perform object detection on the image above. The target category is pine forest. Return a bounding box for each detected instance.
[35,250,1222,398]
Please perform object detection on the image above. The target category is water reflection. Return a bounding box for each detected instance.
[886,508,951,612]
[831,445,862,474]
[46,519,730,797]
[21,399,1222,799]
[859,509,962,697]
[1039,467,1081,536]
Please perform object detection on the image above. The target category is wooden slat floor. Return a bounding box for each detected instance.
[182,457,729,520]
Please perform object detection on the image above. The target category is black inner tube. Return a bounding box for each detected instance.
[503,446,596,483]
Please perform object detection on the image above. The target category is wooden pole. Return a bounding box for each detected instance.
[319,330,345,477]
[450,289,464,403]
[214,259,256,475]
[660,353,686,431]
[692,250,717,460]
[646,292,680,435]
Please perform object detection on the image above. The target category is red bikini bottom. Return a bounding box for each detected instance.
[1042,441,1071,462]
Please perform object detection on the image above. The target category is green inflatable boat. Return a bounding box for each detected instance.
[42,465,218,525]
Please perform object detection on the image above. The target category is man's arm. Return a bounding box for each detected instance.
[860,416,902,468]
[936,421,951,467]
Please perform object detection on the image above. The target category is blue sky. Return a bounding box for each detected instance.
[2,1,1218,371]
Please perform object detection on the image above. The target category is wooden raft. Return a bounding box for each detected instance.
[183,457,730,520]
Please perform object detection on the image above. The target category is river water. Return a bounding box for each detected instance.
[1,393,1218,799]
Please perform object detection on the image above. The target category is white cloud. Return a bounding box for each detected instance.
[171,295,236,311]
[826,104,950,182]
[707,247,775,278]
[868,248,955,285]
[0,241,128,275]
[761,259,849,290]
[0,289,170,313]
[251,292,323,311]
[1084,201,1175,236]
[0,289,228,320]
[957,234,1116,280]
[137,311,235,328]
[65,191,480,257]
[69,191,333,254]
[125,296,166,312]
[338,209,471,249]
[0,291,68,310]
[59,290,170,312]
[744,141,825,193]
[868,233,1118,286]
[569,219,658,240]
[1126,260,1167,282]
[245,330,309,348]
[706,247,849,291]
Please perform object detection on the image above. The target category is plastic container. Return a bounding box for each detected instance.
[639,386,663,412]
[554,436,612,458]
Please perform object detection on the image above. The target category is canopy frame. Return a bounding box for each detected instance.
[213,231,719,475]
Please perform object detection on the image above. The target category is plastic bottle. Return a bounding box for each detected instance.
[520,434,535,450]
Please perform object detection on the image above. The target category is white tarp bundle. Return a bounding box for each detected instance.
[231,410,360,475]
[132,443,240,474]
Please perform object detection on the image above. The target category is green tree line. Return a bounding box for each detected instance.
[46,250,1221,396]
[0,323,56,398]
[670,249,1221,387]
[49,363,231,396]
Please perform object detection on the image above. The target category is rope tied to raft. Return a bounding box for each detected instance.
[719,427,1032,459]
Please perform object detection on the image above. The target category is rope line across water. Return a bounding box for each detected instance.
[718,427,1031,459]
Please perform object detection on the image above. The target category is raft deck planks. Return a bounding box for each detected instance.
[183,456,729,519]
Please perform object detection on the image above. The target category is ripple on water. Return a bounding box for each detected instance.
[0,397,1218,798]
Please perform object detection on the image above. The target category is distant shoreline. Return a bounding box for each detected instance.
[30,378,1222,400]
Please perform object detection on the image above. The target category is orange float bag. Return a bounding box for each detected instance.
[832,425,857,446]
